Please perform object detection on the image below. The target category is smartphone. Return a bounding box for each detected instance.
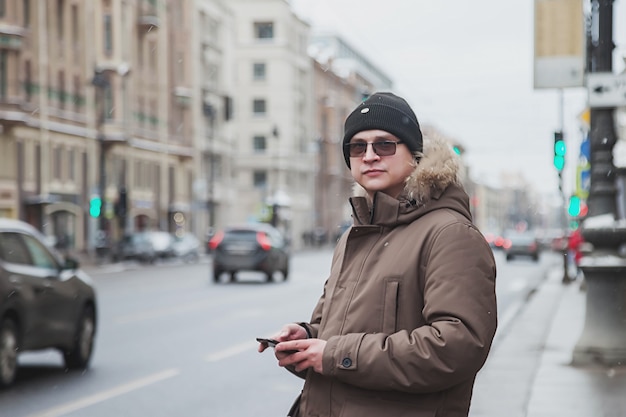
[256,337,280,348]
[256,338,298,354]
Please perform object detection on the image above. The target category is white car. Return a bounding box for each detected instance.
[172,234,201,262]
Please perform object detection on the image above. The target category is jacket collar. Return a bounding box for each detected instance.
[351,134,463,206]
[348,134,470,227]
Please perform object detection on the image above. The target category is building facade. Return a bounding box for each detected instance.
[0,0,538,257]
[228,0,315,247]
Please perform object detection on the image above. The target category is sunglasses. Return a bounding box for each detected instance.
[344,141,403,157]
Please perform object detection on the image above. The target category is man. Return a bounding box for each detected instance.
[259,92,497,417]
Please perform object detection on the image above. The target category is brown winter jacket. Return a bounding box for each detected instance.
[294,135,498,417]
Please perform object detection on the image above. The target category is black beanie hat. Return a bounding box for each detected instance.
[343,92,422,167]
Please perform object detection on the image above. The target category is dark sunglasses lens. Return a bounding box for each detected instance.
[348,143,367,157]
[347,141,398,157]
[373,142,397,156]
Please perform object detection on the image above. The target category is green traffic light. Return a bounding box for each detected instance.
[553,132,566,171]
[89,197,102,217]
[568,195,581,217]
[554,140,566,156]
[554,155,565,171]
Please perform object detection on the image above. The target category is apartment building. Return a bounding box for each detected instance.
[0,0,238,254]
[189,0,236,240]
[228,0,315,248]
[3,0,508,256]
[309,32,394,242]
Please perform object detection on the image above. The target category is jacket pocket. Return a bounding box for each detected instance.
[382,279,399,334]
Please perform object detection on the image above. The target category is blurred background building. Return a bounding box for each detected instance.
[0,0,557,257]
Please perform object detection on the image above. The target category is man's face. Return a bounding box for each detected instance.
[347,129,415,199]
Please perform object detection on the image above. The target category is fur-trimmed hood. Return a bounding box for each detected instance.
[349,133,470,226]
[352,133,464,204]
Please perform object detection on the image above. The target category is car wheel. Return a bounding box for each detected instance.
[213,268,223,283]
[63,306,96,370]
[282,264,289,281]
[265,271,274,283]
[229,272,237,282]
[0,319,18,388]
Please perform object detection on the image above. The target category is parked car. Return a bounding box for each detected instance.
[209,223,290,283]
[172,233,201,262]
[144,231,176,259]
[0,219,97,387]
[111,232,156,263]
[503,232,540,262]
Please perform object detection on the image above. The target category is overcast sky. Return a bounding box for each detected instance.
[289,0,626,196]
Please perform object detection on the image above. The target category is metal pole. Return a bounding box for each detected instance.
[558,89,570,283]
[573,0,626,367]
[585,0,616,217]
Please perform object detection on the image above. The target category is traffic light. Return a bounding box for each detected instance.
[568,195,581,216]
[567,195,588,218]
[553,131,566,171]
[89,196,102,218]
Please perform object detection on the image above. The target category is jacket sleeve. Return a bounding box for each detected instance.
[321,222,498,393]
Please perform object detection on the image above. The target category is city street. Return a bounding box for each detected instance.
[0,248,559,417]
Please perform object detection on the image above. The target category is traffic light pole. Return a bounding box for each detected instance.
[92,70,110,258]
[573,0,626,367]
[558,170,570,283]
[98,133,107,232]
[554,89,570,283]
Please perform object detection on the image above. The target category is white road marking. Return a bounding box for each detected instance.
[205,328,282,363]
[205,340,259,362]
[25,368,180,417]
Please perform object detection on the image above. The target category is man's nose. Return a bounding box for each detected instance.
[363,143,380,160]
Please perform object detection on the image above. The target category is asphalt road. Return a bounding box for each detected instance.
[0,248,559,417]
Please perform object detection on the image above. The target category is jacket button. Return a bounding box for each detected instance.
[341,358,352,368]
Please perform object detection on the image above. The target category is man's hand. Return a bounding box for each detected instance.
[257,323,309,353]
[275,338,327,374]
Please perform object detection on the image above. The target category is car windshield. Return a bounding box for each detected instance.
[224,230,259,241]
[508,233,536,244]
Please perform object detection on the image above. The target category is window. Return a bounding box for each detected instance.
[254,22,274,40]
[0,233,31,265]
[22,234,58,269]
[53,147,62,179]
[58,70,65,109]
[71,4,78,40]
[253,135,266,152]
[68,148,75,180]
[73,74,81,111]
[22,0,30,28]
[253,62,266,80]
[253,99,266,116]
[57,0,64,41]
[104,14,113,55]
[0,51,6,99]
[24,60,32,101]
[253,171,267,189]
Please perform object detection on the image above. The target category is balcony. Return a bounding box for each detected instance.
[174,86,192,107]
[0,26,25,51]
[0,100,28,129]
[137,0,160,29]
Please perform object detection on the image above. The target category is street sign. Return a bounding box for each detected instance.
[587,72,626,108]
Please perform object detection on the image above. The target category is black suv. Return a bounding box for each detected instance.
[209,223,290,283]
[0,219,97,387]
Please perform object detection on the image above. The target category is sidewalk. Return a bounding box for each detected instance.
[470,266,626,417]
